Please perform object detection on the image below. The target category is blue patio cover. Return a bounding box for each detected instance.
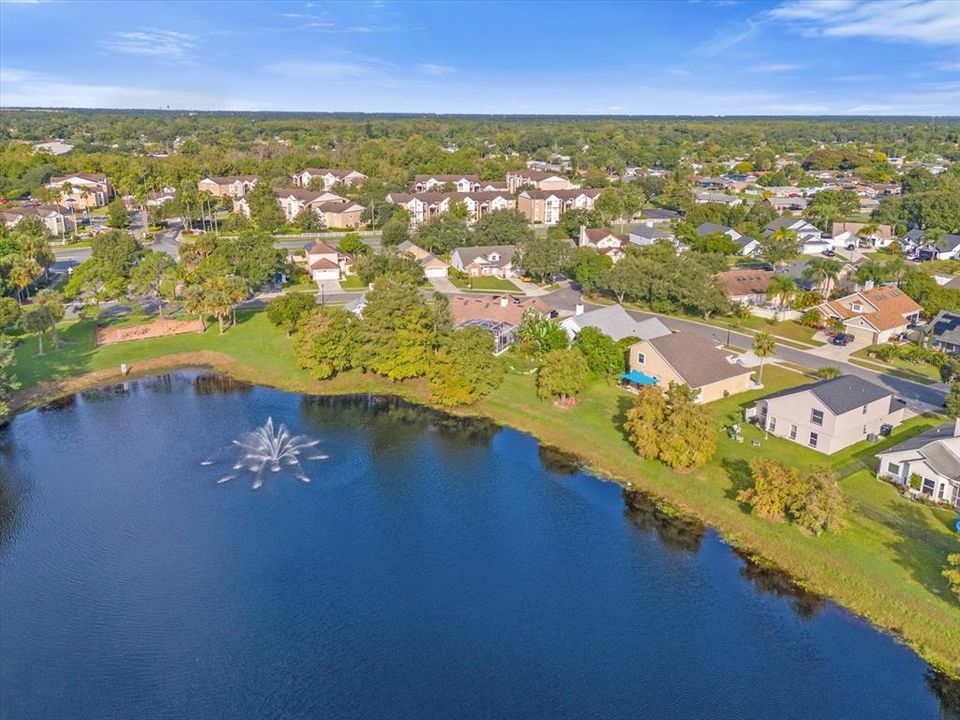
[621,371,658,385]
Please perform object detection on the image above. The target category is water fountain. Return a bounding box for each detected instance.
[202,417,328,489]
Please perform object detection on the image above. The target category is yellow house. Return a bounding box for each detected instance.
[627,332,755,403]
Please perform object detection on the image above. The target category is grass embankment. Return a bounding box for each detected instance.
[10,311,960,675]
[449,276,522,292]
[851,345,944,385]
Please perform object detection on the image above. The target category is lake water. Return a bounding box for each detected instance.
[0,372,956,719]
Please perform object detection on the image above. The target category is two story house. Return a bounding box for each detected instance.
[753,375,906,455]
[578,226,628,262]
[876,419,960,507]
[506,170,579,193]
[816,286,922,344]
[46,173,113,210]
[450,245,518,279]
[516,189,601,225]
[385,191,515,225]
[304,240,354,282]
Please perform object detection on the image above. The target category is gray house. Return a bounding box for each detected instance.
[876,420,960,507]
[929,310,960,355]
[559,304,671,342]
[752,375,906,455]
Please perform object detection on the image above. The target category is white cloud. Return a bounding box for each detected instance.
[750,63,805,73]
[0,67,259,110]
[770,0,960,45]
[416,63,455,76]
[101,30,199,63]
[696,17,764,54]
[265,57,396,82]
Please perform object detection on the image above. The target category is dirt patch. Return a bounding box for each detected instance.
[96,318,204,345]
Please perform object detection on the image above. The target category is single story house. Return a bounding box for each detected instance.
[450,294,552,354]
[640,207,681,225]
[560,304,671,342]
[304,240,354,282]
[928,310,960,354]
[753,375,906,455]
[626,222,676,247]
[919,233,960,262]
[716,269,775,306]
[696,222,759,255]
[397,240,449,278]
[832,222,895,249]
[817,286,922,344]
[876,419,960,507]
[450,245,518,279]
[693,191,742,207]
[627,332,755,403]
[764,217,822,244]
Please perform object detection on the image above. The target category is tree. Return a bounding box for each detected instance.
[537,348,590,402]
[360,275,439,380]
[380,216,410,247]
[473,209,534,246]
[753,331,775,384]
[21,304,53,355]
[246,181,283,232]
[129,251,176,319]
[789,465,845,535]
[33,289,64,349]
[572,248,612,293]
[0,338,18,422]
[294,306,360,379]
[414,214,469,254]
[555,208,603,240]
[91,229,143,281]
[758,227,800,268]
[0,297,22,335]
[518,237,573,282]
[802,257,842,298]
[339,233,370,256]
[624,386,667,459]
[516,311,568,355]
[106,198,131,229]
[266,293,316,335]
[737,458,796,521]
[353,250,423,286]
[943,554,960,601]
[7,255,40,303]
[625,383,715,469]
[574,327,623,375]
[296,208,323,233]
[946,381,960,418]
[429,326,505,406]
[768,274,797,313]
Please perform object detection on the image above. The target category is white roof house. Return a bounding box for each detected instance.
[560,304,671,342]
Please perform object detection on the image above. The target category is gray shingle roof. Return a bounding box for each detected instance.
[697,222,733,236]
[764,375,892,415]
[930,310,960,346]
[565,305,670,342]
[879,422,960,479]
[646,332,750,388]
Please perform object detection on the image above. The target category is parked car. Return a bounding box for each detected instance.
[822,248,836,257]
[830,333,852,346]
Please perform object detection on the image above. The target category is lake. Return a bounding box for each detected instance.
[0,372,956,719]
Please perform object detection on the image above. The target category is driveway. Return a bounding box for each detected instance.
[427,276,461,294]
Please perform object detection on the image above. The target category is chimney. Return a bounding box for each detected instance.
[579,224,587,246]
[864,279,875,291]
[500,296,509,308]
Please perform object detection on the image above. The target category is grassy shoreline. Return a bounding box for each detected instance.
[8,311,960,677]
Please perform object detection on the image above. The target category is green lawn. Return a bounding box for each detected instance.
[284,282,319,294]
[704,314,825,346]
[851,345,943,384]
[10,315,960,674]
[339,275,367,290]
[449,275,522,292]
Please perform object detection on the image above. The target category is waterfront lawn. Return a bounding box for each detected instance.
[449,276,522,292]
[10,313,960,674]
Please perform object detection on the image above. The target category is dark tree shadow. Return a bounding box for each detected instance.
[538,444,583,476]
[613,395,635,446]
[734,548,826,620]
[926,669,960,720]
[721,456,753,504]
[623,488,705,553]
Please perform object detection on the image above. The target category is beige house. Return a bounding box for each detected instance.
[397,240,449,278]
[386,191,515,225]
[627,332,755,403]
[876,420,960,507]
[197,175,259,199]
[450,245,517,279]
[817,286,922,344]
[413,174,480,193]
[753,375,906,455]
[304,240,354,282]
[1,204,76,237]
[506,170,579,193]
[314,201,364,229]
[578,226,627,262]
[46,173,112,210]
[291,168,367,189]
[517,189,602,225]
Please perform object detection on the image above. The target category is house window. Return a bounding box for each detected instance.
[938,485,946,500]
[862,404,868,414]
[809,432,819,448]
[789,424,797,440]
[769,418,777,432]
[636,352,645,365]
[888,462,901,476]
[811,409,824,426]
[922,478,935,496]
[851,303,863,312]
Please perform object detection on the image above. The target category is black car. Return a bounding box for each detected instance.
[831,333,852,346]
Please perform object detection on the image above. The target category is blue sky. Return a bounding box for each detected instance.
[1,0,958,115]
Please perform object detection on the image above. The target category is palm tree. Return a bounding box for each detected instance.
[826,316,845,336]
[884,256,907,287]
[802,258,842,299]
[8,256,40,304]
[767,274,796,315]
[753,331,775,385]
[855,259,889,288]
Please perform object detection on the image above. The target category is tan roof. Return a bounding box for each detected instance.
[584,228,627,244]
[307,240,339,255]
[48,173,109,185]
[716,269,775,298]
[309,258,340,271]
[821,286,922,332]
[201,175,258,184]
[832,221,893,240]
[521,188,601,200]
[450,294,549,327]
[645,332,750,388]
